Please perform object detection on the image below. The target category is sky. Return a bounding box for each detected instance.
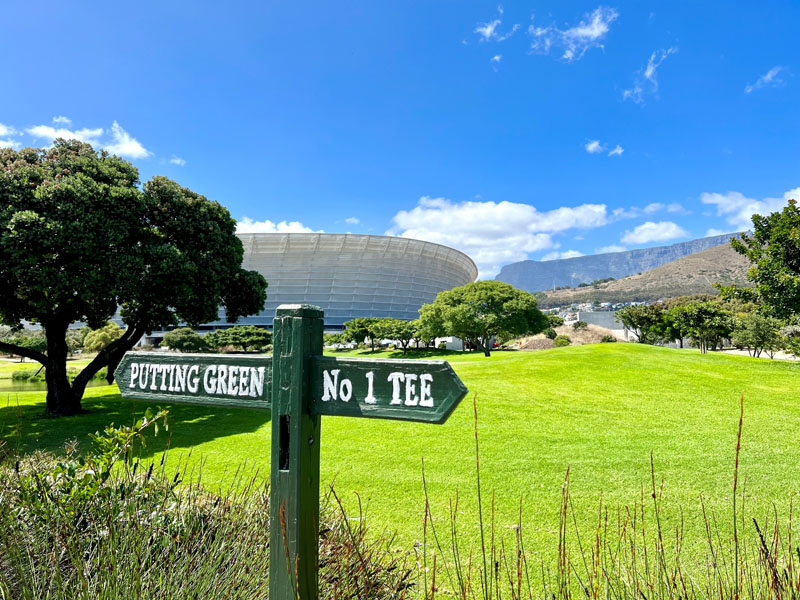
[2,1,798,278]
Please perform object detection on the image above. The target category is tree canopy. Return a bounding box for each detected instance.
[0,140,267,415]
[730,198,800,319]
[419,280,547,356]
[205,325,272,352]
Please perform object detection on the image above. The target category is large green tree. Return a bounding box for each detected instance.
[204,325,272,352]
[730,198,800,319]
[419,280,547,356]
[0,141,267,415]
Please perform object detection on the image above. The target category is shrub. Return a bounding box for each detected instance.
[553,335,571,347]
[437,341,447,349]
[572,320,588,330]
[544,327,557,340]
[601,334,617,343]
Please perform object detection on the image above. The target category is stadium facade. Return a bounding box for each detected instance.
[201,233,478,331]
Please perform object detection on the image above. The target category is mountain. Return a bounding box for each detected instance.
[536,243,751,308]
[495,233,741,293]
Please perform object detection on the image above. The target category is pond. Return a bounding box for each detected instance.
[0,379,111,394]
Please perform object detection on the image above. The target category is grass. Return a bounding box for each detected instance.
[2,343,800,570]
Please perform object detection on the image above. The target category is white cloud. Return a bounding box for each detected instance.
[0,139,20,149]
[474,15,519,42]
[621,221,689,244]
[529,6,618,61]
[490,54,502,63]
[623,47,677,103]
[597,244,626,254]
[585,140,603,154]
[236,217,323,234]
[667,202,687,214]
[388,196,608,277]
[643,202,663,214]
[542,249,584,261]
[608,144,624,156]
[26,124,104,145]
[0,123,19,137]
[705,228,727,237]
[345,217,360,225]
[104,121,150,159]
[170,156,186,166]
[745,66,784,94]
[700,186,799,230]
[52,115,71,125]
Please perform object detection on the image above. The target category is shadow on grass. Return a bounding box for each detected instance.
[0,387,270,460]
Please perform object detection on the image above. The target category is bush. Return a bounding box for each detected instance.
[601,335,617,343]
[544,328,557,340]
[572,321,588,330]
[11,366,108,383]
[553,335,571,347]
[437,341,447,349]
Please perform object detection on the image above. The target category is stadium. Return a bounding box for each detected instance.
[201,233,478,331]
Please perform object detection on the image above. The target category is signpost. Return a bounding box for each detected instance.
[115,304,467,599]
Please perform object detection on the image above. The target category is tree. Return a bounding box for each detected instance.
[419,280,547,357]
[671,301,734,354]
[615,304,666,345]
[0,141,267,415]
[374,318,418,354]
[83,322,124,353]
[343,317,382,351]
[731,312,782,358]
[546,314,565,328]
[729,199,800,319]
[163,328,209,353]
[205,325,271,352]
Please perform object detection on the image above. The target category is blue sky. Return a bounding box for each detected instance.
[2,1,798,276]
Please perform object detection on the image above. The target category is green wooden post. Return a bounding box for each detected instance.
[270,304,324,600]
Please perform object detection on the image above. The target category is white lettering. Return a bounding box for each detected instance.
[339,378,352,402]
[149,364,159,391]
[364,371,376,404]
[388,372,404,405]
[216,365,228,395]
[250,367,265,398]
[203,366,217,394]
[129,363,139,388]
[239,368,250,396]
[187,365,200,393]
[159,365,169,391]
[322,369,340,402]
[138,363,149,389]
[175,365,188,393]
[228,366,239,396]
[167,364,176,391]
[404,373,419,406]
[419,374,434,407]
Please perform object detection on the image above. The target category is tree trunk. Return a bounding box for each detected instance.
[44,321,83,416]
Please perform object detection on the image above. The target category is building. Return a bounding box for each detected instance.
[576,311,631,340]
[200,233,478,331]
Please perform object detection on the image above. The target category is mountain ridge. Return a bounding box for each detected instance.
[495,233,741,292]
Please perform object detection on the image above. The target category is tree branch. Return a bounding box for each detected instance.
[0,340,49,365]
[71,323,147,393]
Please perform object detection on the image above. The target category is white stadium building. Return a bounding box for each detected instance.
[201,233,478,331]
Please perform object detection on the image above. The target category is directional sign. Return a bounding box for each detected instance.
[115,352,272,410]
[311,356,466,424]
[114,304,468,600]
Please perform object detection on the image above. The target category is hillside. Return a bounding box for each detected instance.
[496,232,740,292]
[538,243,751,307]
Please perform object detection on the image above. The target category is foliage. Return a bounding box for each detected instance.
[343,317,383,351]
[204,325,272,352]
[544,327,557,340]
[162,328,209,353]
[671,301,735,353]
[600,334,617,343]
[0,415,411,599]
[572,320,588,330]
[0,141,267,415]
[373,318,418,353]
[615,304,667,345]
[2,331,47,360]
[780,324,800,357]
[11,366,107,382]
[323,332,348,347]
[419,280,547,356]
[546,314,565,328]
[730,198,800,319]
[553,334,571,347]
[82,321,124,353]
[731,312,783,358]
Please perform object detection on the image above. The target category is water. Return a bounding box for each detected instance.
[0,379,111,393]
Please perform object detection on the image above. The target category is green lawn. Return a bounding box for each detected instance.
[2,343,799,565]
